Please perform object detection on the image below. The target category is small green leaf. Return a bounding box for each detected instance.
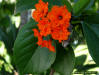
[73,0,91,15]
[62,0,72,12]
[82,22,99,66]
[53,44,75,75]
[15,0,62,14]
[75,55,87,67]
[13,19,56,74]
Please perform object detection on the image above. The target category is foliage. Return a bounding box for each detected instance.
[0,0,18,74]
[0,0,99,75]
[0,41,13,74]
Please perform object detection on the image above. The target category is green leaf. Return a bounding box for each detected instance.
[15,0,62,14]
[82,22,99,66]
[62,0,72,12]
[73,0,90,15]
[23,46,56,74]
[0,16,11,27]
[0,28,10,52]
[53,44,75,75]
[6,24,18,52]
[13,19,56,74]
[7,24,18,42]
[0,28,8,44]
[75,55,87,67]
[83,14,99,24]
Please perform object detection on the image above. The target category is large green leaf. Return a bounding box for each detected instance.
[53,44,75,75]
[83,14,99,24]
[13,19,56,74]
[15,0,62,14]
[82,22,99,66]
[73,0,90,15]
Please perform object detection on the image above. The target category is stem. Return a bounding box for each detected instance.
[19,11,28,30]
[49,69,55,75]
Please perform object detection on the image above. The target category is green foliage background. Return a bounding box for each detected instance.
[0,0,99,75]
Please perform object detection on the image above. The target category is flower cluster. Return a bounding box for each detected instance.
[32,0,71,52]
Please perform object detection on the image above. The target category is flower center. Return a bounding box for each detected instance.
[58,15,63,20]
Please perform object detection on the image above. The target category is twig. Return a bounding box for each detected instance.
[49,69,55,75]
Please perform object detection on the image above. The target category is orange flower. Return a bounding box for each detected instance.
[32,29,43,46]
[37,18,51,36]
[47,6,71,25]
[51,26,70,43]
[47,5,71,42]
[48,40,55,52]
[32,0,71,52]
[41,40,55,52]
[32,29,39,37]
[32,0,48,22]
[33,29,55,52]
